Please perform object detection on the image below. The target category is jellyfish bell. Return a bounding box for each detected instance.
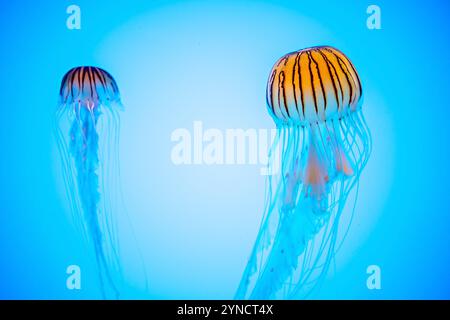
[236,46,371,299]
[267,46,363,125]
[59,66,123,112]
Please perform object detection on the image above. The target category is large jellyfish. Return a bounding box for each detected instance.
[236,46,371,299]
[55,66,125,298]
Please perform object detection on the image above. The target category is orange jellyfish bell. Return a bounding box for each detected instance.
[266,46,363,125]
[266,46,364,197]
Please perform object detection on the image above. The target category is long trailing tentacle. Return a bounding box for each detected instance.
[68,103,120,298]
[236,110,371,300]
[98,103,149,293]
[250,125,332,299]
[235,126,284,299]
[236,125,308,299]
[289,112,371,298]
[57,101,147,298]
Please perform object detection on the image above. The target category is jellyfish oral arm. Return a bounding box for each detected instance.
[302,135,329,200]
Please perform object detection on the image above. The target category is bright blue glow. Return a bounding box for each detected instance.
[0,0,449,299]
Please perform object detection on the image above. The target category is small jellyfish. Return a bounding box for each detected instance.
[55,66,125,298]
[236,46,372,299]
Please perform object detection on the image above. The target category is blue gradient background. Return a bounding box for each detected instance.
[0,0,449,299]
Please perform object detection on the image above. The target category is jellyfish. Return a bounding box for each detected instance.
[55,66,125,298]
[235,46,372,299]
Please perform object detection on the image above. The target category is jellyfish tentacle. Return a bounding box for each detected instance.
[235,127,291,299]
[238,114,370,299]
[68,103,120,298]
[54,104,87,240]
[240,126,325,299]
